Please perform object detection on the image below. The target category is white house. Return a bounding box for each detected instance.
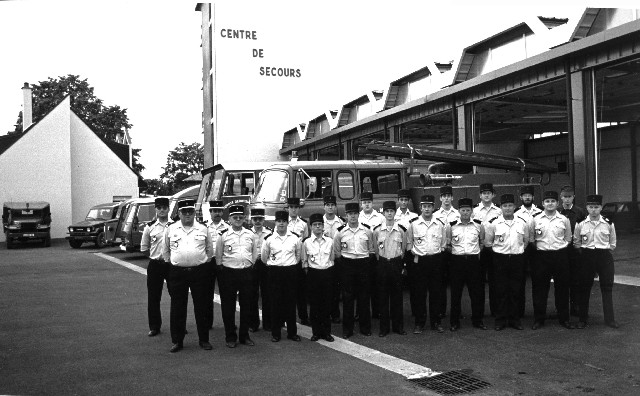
[0,92,139,242]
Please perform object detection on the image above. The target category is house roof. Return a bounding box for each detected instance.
[0,133,22,157]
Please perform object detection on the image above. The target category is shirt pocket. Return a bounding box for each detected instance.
[534,225,545,240]
[358,234,370,251]
[414,232,427,246]
[600,229,610,242]
[150,230,163,244]
[580,230,589,243]
[553,223,566,238]
[169,235,182,251]
[451,229,464,246]
[340,236,352,252]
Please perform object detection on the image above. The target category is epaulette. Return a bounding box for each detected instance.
[338,216,346,222]
[488,216,498,223]
[515,206,522,212]
[450,220,458,226]
[373,224,381,231]
[219,229,228,235]
[603,216,612,225]
[198,220,207,226]
[147,219,157,226]
[473,219,482,225]
[291,231,300,238]
[398,224,407,232]
[337,224,346,232]
[167,220,174,226]
[264,233,273,240]
[300,217,308,223]
[516,216,527,223]
[265,226,273,231]
[533,212,542,217]
[302,235,310,242]
[361,223,371,229]
[436,218,445,226]
[409,217,419,223]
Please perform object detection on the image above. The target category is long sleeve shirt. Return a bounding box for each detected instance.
[141,219,170,260]
[484,215,530,255]
[531,212,572,251]
[448,219,483,256]
[573,216,617,250]
[162,221,213,266]
[261,231,301,266]
[301,235,335,269]
[406,216,448,256]
[333,223,375,259]
[372,223,407,259]
[215,227,259,269]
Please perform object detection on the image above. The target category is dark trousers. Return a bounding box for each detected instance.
[296,262,308,321]
[575,249,616,323]
[411,253,443,327]
[376,257,404,334]
[307,267,334,337]
[147,259,170,331]
[249,259,270,329]
[439,251,452,317]
[531,248,570,323]
[340,257,371,335]
[268,265,298,338]
[204,258,217,329]
[218,266,253,343]
[568,246,580,315]
[493,253,525,326]
[405,252,416,317]
[330,261,341,320]
[168,264,210,345]
[518,244,535,317]
[481,247,497,316]
[369,257,379,318]
[450,254,484,326]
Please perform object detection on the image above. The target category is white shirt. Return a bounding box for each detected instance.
[359,210,384,229]
[372,223,407,259]
[162,221,212,266]
[531,212,572,251]
[448,219,483,256]
[262,231,301,266]
[573,216,617,250]
[434,206,460,224]
[407,216,448,256]
[215,227,258,269]
[207,220,229,256]
[484,215,529,255]
[472,203,502,223]
[302,235,335,269]
[288,216,309,239]
[323,214,345,239]
[141,219,170,260]
[394,208,418,229]
[333,223,375,259]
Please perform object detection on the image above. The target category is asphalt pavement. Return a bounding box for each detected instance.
[1,237,639,395]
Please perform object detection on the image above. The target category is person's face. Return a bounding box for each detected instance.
[361,200,373,212]
[346,211,359,225]
[421,203,434,217]
[586,204,602,217]
[179,208,195,226]
[229,214,245,228]
[275,219,288,233]
[383,208,395,221]
[155,205,169,219]
[324,203,336,215]
[501,202,515,217]
[209,208,223,222]
[288,206,299,217]
[459,207,472,221]
[311,221,324,236]
[520,193,533,206]
[251,217,264,228]
[561,193,574,206]
[398,197,410,209]
[440,194,453,207]
[543,198,557,212]
[480,191,494,203]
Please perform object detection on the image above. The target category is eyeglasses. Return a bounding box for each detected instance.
[180,209,195,215]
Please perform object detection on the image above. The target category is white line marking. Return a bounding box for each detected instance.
[95,252,438,379]
[613,275,640,287]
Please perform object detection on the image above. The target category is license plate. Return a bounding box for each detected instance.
[24,233,34,237]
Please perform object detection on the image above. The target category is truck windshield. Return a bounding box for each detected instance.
[200,168,225,203]
[254,170,288,204]
[86,208,112,221]
[10,209,43,220]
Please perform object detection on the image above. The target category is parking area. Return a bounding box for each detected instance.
[1,236,639,395]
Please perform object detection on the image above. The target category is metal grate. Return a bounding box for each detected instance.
[407,370,491,395]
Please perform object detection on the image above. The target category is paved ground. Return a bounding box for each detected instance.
[1,236,639,396]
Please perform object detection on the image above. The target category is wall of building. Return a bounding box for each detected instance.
[0,99,73,242]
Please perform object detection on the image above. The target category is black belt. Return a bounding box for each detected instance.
[172,263,206,271]
[379,256,402,262]
[493,252,523,258]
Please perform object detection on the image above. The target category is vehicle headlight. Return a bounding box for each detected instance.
[8,224,19,230]
[37,224,50,229]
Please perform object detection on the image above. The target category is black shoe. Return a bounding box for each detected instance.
[239,338,255,346]
[431,324,444,333]
[494,324,506,331]
[287,334,301,342]
[199,341,213,350]
[473,322,488,330]
[576,321,588,329]
[148,329,160,337]
[559,321,575,330]
[271,336,281,342]
[450,324,459,332]
[509,322,524,330]
[413,325,424,334]
[310,335,320,341]
[300,319,310,326]
[324,335,335,342]
[342,332,353,339]
[532,321,544,330]
[331,317,341,324]
[361,332,372,337]
[226,341,237,348]
[169,343,183,353]
[606,321,620,329]
[379,331,388,337]
[393,330,407,336]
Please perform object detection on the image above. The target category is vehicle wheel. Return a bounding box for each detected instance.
[43,235,51,247]
[69,240,83,249]
[95,232,106,249]
[6,239,13,249]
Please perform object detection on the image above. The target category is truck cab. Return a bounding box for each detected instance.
[2,202,51,248]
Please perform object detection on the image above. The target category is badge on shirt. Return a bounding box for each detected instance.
[226,245,233,252]
[341,242,348,249]
[173,241,179,248]
[309,255,316,262]
[270,253,277,261]
[152,236,157,243]
[499,235,504,242]
[536,229,542,235]
[378,242,384,250]
[583,235,588,241]
[453,235,459,242]
[416,237,423,244]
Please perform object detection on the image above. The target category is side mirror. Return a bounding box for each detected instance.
[300,198,306,207]
[308,177,317,193]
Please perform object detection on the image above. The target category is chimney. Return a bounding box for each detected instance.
[22,82,33,131]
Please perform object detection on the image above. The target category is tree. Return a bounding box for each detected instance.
[160,142,204,193]
[132,148,145,174]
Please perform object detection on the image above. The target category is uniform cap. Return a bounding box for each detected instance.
[323,195,337,205]
[275,210,289,222]
[345,202,360,213]
[250,208,265,218]
[397,189,411,198]
[309,213,324,225]
[177,199,196,210]
[479,183,494,193]
[287,197,301,207]
[228,205,245,216]
[586,194,603,205]
[500,194,515,205]
[439,186,453,196]
[154,197,169,207]
[420,195,435,204]
[457,198,473,208]
[560,185,575,195]
[543,191,559,201]
[209,200,224,209]
[360,192,373,201]
[520,185,534,196]
[382,201,397,211]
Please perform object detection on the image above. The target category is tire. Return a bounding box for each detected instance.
[69,240,83,249]
[94,232,106,249]
[6,238,13,249]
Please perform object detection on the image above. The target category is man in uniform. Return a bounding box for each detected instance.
[473,183,502,317]
[406,195,448,334]
[434,185,460,320]
[216,205,259,348]
[141,197,171,337]
[530,191,574,330]
[372,201,407,337]
[287,197,310,326]
[359,191,384,319]
[323,195,345,324]
[485,194,530,331]
[558,185,586,317]
[394,188,419,318]
[205,200,228,330]
[302,213,336,342]
[162,199,213,353]
[249,207,271,332]
[262,210,302,342]
[333,202,375,339]
[447,198,486,331]
[515,185,542,317]
[572,194,619,329]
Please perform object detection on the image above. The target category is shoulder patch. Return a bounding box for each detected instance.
[533,211,542,217]
[265,226,273,231]
[264,233,273,241]
[147,219,157,226]
[361,223,371,229]
[291,231,300,238]
[488,216,498,223]
[167,221,174,226]
[473,219,482,225]
[450,220,458,226]
[436,218,445,226]
[302,236,310,242]
[409,217,419,223]
[337,224,346,232]
[603,216,612,224]
[516,216,527,223]
[300,217,308,223]
[373,224,381,231]
[398,224,407,232]
[219,229,228,235]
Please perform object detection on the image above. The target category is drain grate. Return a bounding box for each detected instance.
[407,370,491,395]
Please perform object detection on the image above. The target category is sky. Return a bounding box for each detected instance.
[0,0,628,179]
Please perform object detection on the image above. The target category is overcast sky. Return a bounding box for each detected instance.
[0,0,627,179]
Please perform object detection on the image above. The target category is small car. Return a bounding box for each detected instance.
[66,202,119,248]
[2,202,52,248]
[601,201,640,233]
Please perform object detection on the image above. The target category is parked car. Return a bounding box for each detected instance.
[601,201,640,232]
[2,202,51,248]
[119,197,168,252]
[66,202,119,249]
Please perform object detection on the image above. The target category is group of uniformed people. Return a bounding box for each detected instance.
[140,182,619,352]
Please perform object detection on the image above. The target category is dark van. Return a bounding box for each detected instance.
[119,197,166,252]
